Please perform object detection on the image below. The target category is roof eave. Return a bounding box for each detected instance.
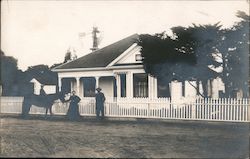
[52,64,144,73]
[52,67,108,72]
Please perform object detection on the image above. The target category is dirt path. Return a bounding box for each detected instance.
[0,115,249,158]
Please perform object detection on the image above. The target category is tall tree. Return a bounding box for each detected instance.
[184,23,223,97]
[138,33,196,97]
[25,64,58,83]
[138,23,223,97]
[220,11,249,97]
[0,50,19,95]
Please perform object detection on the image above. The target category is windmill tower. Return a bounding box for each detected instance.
[90,27,100,51]
[79,27,102,53]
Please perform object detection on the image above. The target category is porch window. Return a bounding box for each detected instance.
[83,78,95,97]
[61,78,74,94]
[120,74,126,97]
[133,73,148,97]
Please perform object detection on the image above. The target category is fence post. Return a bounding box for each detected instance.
[191,99,197,119]
[105,100,109,117]
[247,99,250,122]
[147,100,150,118]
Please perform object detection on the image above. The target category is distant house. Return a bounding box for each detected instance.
[30,76,57,95]
[52,34,225,101]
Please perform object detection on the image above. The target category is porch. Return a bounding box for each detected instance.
[58,71,226,103]
[57,68,158,99]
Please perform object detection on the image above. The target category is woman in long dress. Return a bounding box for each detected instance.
[65,91,81,120]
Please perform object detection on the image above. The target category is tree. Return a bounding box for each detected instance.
[183,23,223,97]
[138,33,197,97]
[25,64,58,83]
[23,64,59,94]
[63,49,72,63]
[220,11,249,97]
[139,11,249,98]
[0,50,19,95]
[138,23,223,97]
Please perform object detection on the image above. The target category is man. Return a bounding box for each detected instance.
[40,85,46,96]
[95,87,105,119]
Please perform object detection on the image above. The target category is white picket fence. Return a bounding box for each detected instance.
[0,97,249,122]
[0,97,24,113]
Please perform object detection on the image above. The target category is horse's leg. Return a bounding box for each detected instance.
[27,105,31,116]
[49,106,53,116]
[22,101,31,118]
[21,102,26,117]
[45,107,48,119]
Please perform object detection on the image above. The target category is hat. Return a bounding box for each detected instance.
[96,87,102,91]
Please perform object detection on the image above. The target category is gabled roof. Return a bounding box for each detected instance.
[54,34,139,70]
[30,76,57,85]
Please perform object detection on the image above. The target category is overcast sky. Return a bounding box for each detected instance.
[1,0,249,71]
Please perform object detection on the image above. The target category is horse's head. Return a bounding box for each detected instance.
[57,91,67,102]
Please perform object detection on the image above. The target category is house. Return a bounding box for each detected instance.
[30,76,57,95]
[52,34,225,101]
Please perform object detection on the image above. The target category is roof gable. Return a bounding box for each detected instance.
[30,76,57,85]
[54,34,139,70]
[112,44,142,66]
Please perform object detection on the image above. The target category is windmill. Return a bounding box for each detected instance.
[78,27,103,52]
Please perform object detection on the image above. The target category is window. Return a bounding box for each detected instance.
[120,74,126,97]
[62,78,73,94]
[182,81,185,97]
[135,54,143,61]
[83,78,96,97]
[133,73,148,97]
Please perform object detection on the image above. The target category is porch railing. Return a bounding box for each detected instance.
[0,97,249,122]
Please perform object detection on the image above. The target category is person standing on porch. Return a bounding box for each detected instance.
[65,90,81,121]
[95,87,105,119]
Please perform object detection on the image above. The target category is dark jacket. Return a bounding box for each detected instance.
[95,92,105,108]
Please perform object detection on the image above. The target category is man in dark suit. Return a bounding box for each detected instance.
[95,87,105,119]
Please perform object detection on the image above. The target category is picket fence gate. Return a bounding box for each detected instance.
[0,97,249,122]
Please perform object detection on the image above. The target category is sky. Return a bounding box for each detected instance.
[1,0,249,71]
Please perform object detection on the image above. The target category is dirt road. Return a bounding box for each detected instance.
[0,115,249,158]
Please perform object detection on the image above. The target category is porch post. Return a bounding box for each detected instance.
[148,75,158,99]
[148,75,153,99]
[70,80,74,92]
[116,74,121,98]
[95,76,100,91]
[80,79,84,97]
[58,77,62,92]
[76,77,80,96]
[126,72,133,98]
[153,76,157,98]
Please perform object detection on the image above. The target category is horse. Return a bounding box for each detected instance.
[21,91,65,118]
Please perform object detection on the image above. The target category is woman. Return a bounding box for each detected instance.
[65,91,81,120]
